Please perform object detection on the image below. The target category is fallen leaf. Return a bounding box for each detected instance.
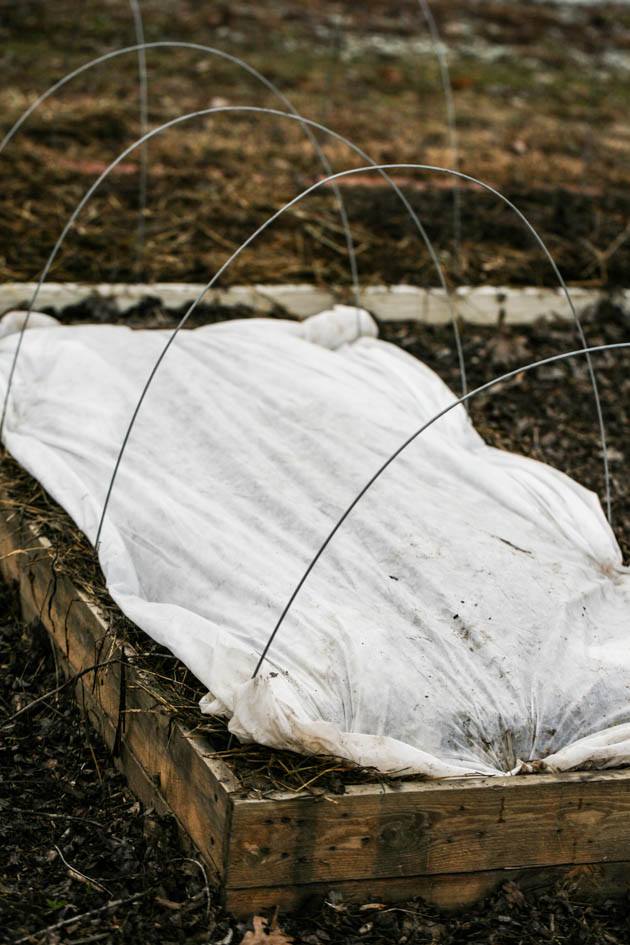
[155,895,183,910]
[503,881,526,907]
[325,891,346,912]
[239,915,294,944]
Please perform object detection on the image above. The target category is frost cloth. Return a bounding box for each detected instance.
[1,306,629,778]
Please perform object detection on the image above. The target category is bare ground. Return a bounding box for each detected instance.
[1,0,630,287]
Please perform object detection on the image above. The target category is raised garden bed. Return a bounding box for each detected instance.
[3,477,630,915]
[1,293,629,914]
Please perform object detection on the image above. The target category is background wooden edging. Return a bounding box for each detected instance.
[1,281,625,326]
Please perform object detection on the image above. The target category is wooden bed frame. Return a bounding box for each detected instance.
[2,499,630,915]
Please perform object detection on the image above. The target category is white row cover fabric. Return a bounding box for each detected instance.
[1,305,629,779]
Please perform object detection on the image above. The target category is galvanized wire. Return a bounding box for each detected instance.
[0,41,360,311]
[416,0,461,273]
[128,1,148,277]
[0,106,610,536]
[75,148,607,547]
[0,44,465,392]
[0,108,461,443]
[253,339,627,677]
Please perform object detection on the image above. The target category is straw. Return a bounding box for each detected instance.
[0,41,360,312]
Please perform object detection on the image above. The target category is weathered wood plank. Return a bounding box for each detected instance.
[227,769,630,888]
[0,504,238,884]
[225,860,630,915]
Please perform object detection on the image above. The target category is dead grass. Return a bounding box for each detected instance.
[2,0,630,286]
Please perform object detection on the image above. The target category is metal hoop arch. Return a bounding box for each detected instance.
[0,108,610,540]
[253,339,627,676]
[0,41,360,306]
[0,111,464,443]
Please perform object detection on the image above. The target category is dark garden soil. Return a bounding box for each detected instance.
[2,295,630,941]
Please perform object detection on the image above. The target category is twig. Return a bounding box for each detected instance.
[10,809,104,828]
[10,890,153,944]
[1,658,119,728]
[173,857,212,919]
[62,933,111,944]
[85,730,104,785]
[583,220,630,280]
[54,845,112,896]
